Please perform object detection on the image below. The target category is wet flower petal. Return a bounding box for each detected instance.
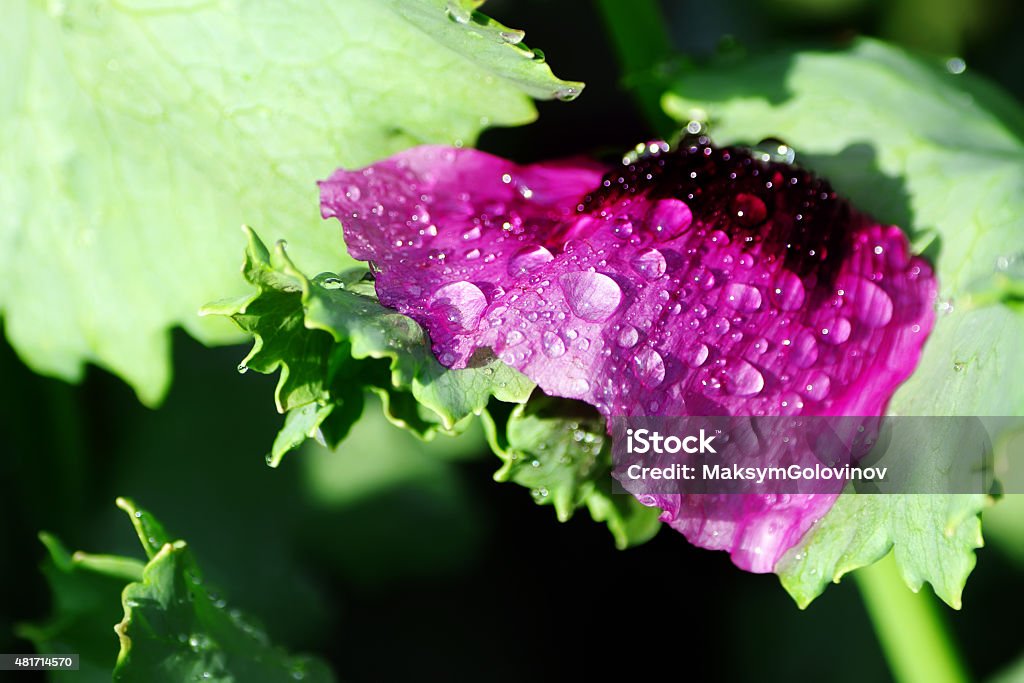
[321,139,936,572]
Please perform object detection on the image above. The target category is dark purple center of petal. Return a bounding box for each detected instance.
[578,136,850,283]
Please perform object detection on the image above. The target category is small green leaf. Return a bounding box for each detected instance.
[17,534,144,683]
[483,396,662,548]
[203,228,535,464]
[114,542,333,683]
[23,501,333,682]
[116,496,173,560]
[1,0,580,405]
[662,37,1024,606]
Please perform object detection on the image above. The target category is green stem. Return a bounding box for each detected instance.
[593,0,676,138]
[855,553,969,683]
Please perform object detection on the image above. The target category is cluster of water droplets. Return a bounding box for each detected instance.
[325,138,934,421]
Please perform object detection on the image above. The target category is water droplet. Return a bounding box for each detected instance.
[617,325,639,348]
[445,0,472,23]
[610,217,634,239]
[800,372,831,401]
[710,316,731,336]
[188,634,211,652]
[462,226,481,241]
[731,193,768,227]
[541,331,566,358]
[723,283,762,312]
[499,29,525,44]
[777,392,804,415]
[344,185,361,201]
[688,343,710,368]
[555,86,580,101]
[723,359,764,396]
[505,330,525,347]
[791,331,819,368]
[558,376,590,396]
[752,138,796,165]
[560,272,622,322]
[429,281,487,332]
[770,271,806,310]
[320,277,345,290]
[647,198,693,241]
[465,248,481,260]
[633,348,666,388]
[946,57,966,74]
[691,267,716,290]
[845,277,894,327]
[631,247,667,280]
[819,317,851,344]
[237,363,249,374]
[508,244,554,276]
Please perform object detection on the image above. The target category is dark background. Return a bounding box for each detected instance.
[3,0,1023,680]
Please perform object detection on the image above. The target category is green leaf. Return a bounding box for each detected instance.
[483,397,662,549]
[777,494,985,609]
[1,0,581,405]
[22,500,334,682]
[203,228,534,465]
[662,37,1024,606]
[17,534,144,683]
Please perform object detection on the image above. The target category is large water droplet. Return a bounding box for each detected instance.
[505,330,525,347]
[819,317,851,344]
[541,330,566,358]
[633,348,666,388]
[648,198,693,241]
[610,217,634,239]
[724,359,764,396]
[731,193,768,228]
[752,138,796,165]
[800,371,831,401]
[791,331,819,368]
[723,283,762,312]
[770,271,805,310]
[430,281,487,332]
[617,325,639,348]
[688,343,710,368]
[846,277,894,328]
[560,272,622,322]
[508,244,554,276]
[631,247,667,281]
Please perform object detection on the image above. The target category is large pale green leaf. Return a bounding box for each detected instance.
[202,228,535,465]
[662,37,1024,607]
[0,0,581,404]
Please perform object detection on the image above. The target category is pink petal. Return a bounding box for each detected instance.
[321,140,936,572]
